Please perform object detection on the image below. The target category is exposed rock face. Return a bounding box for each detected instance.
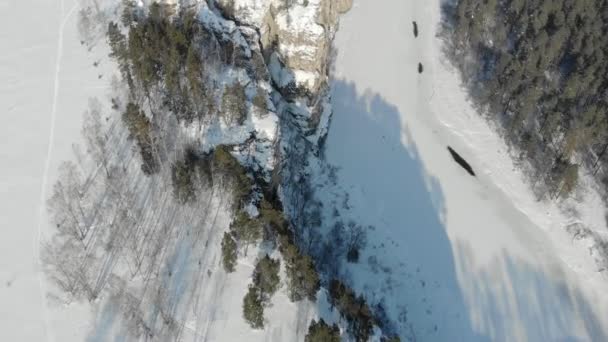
[216,0,352,94]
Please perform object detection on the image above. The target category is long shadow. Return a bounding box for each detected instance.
[319,80,608,341]
[454,241,608,342]
[321,80,480,341]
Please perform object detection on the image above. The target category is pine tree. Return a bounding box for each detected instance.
[221,82,248,125]
[122,103,159,175]
[171,158,196,204]
[280,236,320,302]
[253,255,280,300]
[212,146,252,207]
[252,87,268,111]
[328,279,375,342]
[305,319,341,342]
[120,0,136,27]
[230,211,262,252]
[221,232,238,273]
[243,285,264,329]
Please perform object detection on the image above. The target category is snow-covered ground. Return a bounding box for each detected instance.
[0,0,113,340]
[319,0,608,340]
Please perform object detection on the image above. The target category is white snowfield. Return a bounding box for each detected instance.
[321,0,608,340]
[0,0,104,340]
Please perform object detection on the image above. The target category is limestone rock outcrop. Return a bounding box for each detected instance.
[216,0,352,93]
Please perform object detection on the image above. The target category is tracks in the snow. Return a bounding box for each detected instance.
[34,1,79,341]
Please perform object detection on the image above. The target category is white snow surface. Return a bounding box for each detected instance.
[0,0,108,340]
[316,0,608,340]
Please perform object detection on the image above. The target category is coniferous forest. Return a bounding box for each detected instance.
[444,0,608,200]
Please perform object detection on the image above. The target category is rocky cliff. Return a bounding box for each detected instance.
[216,0,351,95]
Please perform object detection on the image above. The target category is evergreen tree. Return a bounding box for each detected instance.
[230,211,262,251]
[305,319,341,342]
[253,255,280,300]
[280,236,320,302]
[252,87,268,111]
[221,232,238,273]
[212,146,252,206]
[122,103,159,175]
[328,279,375,342]
[171,158,196,204]
[120,0,136,27]
[243,285,264,329]
[221,82,248,125]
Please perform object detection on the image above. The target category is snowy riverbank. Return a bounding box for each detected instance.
[320,0,608,340]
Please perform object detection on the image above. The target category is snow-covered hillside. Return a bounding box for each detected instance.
[0,0,342,341]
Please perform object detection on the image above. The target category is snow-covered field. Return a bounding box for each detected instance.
[319,0,608,340]
[0,0,111,340]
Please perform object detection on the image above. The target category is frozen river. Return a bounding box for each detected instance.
[323,0,608,340]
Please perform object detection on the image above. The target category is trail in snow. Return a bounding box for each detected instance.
[34,1,79,341]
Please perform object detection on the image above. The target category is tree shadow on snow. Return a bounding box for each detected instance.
[321,80,607,341]
[454,241,608,342]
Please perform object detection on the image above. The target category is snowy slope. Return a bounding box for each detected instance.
[313,0,608,340]
[0,0,326,341]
